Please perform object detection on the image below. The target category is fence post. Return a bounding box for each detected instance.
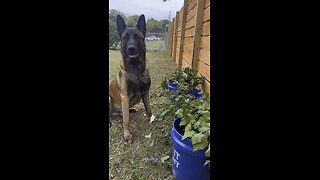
[170,22,174,57]
[172,13,179,62]
[177,0,188,70]
[167,24,171,54]
[191,0,205,74]
[168,23,174,57]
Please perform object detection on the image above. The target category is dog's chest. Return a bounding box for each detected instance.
[126,72,150,96]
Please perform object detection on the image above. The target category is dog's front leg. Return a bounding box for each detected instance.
[121,92,133,143]
[142,92,152,117]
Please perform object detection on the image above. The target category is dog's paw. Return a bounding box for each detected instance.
[123,133,133,144]
[129,108,138,113]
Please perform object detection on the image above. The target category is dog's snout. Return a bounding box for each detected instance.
[128,45,136,52]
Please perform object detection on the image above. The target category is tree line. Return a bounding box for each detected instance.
[109,9,171,49]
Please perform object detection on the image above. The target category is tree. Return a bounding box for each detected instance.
[109,9,126,48]
[159,19,171,32]
[125,15,140,27]
[146,18,162,33]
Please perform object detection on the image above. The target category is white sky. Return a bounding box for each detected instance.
[109,0,184,20]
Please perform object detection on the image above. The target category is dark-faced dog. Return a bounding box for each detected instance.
[109,14,152,143]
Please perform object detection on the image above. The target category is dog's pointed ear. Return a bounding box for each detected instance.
[136,14,146,36]
[117,15,127,37]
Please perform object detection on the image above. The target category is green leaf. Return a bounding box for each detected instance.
[182,130,195,140]
[200,120,210,128]
[179,118,188,126]
[149,115,156,124]
[199,127,210,133]
[189,116,196,125]
[144,133,152,139]
[160,103,170,109]
[161,78,168,90]
[198,116,207,122]
[180,115,192,126]
[201,110,210,119]
[191,133,208,144]
[160,109,169,117]
[160,155,170,163]
[204,101,210,108]
[182,124,194,140]
[185,123,192,132]
[175,108,183,118]
[193,141,209,151]
[184,98,190,103]
[194,120,201,129]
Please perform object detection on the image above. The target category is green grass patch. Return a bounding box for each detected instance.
[109,50,121,81]
[146,40,166,50]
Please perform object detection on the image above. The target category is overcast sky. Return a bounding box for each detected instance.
[109,0,184,20]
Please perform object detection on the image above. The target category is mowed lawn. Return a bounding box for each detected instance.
[109,48,178,180]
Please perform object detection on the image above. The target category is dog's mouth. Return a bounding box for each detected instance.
[128,53,139,59]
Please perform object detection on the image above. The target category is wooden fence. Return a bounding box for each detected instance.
[167,0,210,94]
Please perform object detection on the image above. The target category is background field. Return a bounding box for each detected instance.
[109,48,178,179]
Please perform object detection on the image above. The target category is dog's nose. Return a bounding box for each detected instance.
[128,45,136,52]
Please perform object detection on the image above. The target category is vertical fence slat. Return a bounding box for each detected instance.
[167,24,171,53]
[172,13,179,62]
[167,23,172,56]
[191,0,205,73]
[170,22,174,57]
[170,23,173,56]
[177,0,188,70]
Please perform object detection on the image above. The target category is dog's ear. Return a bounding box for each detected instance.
[136,14,146,36]
[117,15,127,37]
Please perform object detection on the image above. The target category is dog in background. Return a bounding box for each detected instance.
[109,14,152,143]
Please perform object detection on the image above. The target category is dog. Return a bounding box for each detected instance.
[109,14,152,143]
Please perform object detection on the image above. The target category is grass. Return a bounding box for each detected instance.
[109,50,121,81]
[145,40,166,51]
[109,49,178,180]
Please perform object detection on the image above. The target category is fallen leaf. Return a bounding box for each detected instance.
[147,157,160,164]
[160,155,170,163]
[149,115,156,124]
[149,139,154,147]
[144,133,152,139]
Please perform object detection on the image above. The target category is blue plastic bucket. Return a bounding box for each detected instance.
[168,81,178,97]
[192,88,203,99]
[171,118,210,180]
[168,81,203,99]
[168,81,179,91]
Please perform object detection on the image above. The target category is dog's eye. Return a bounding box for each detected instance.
[124,34,130,40]
[133,34,139,40]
